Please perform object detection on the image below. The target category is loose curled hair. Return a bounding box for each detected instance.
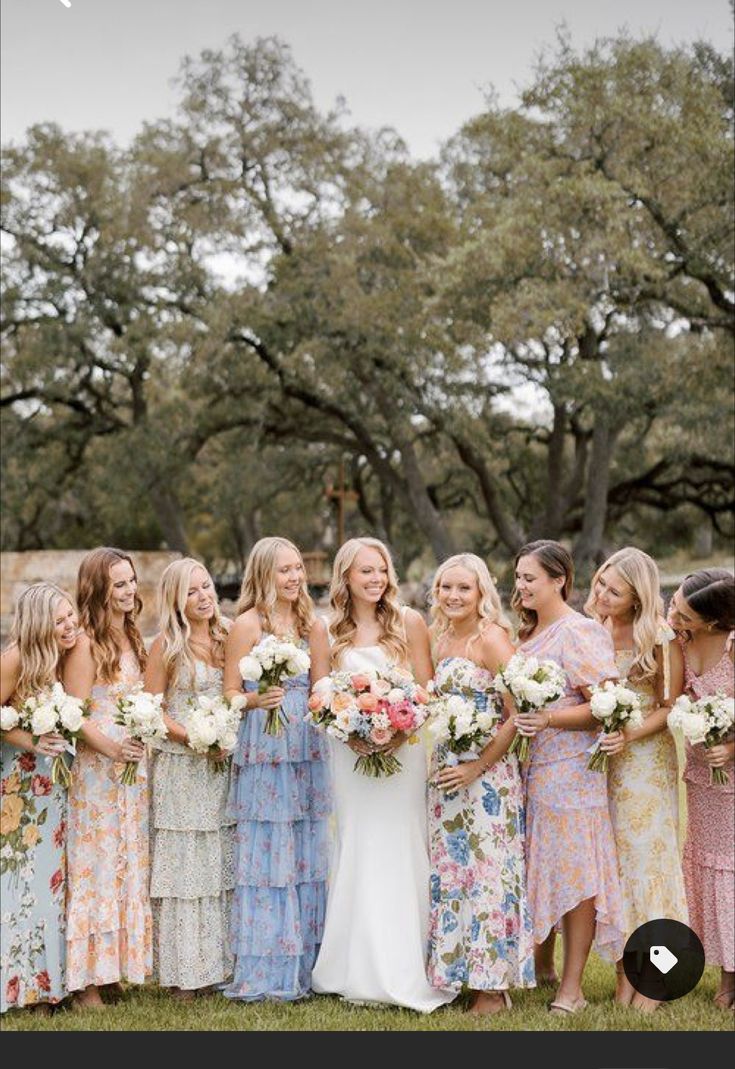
[679,568,735,639]
[157,558,229,693]
[237,537,314,639]
[329,537,408,668]
[430,554,514,653]
[7,583,77,704]
[77,547,147,683]
[585,547,664,686]
[512,540,574,641]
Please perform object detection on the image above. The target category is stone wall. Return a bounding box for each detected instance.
[1,550,182,641]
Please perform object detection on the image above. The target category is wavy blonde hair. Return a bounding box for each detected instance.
[430,554,514,655]
[237,537,314,639]
[7,583,76,704]
[585,547,664,685]
[77,547,147,683]
[157,558,229,693]
[329,537,408,668]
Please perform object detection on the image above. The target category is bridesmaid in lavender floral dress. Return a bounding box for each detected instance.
[668,568,734,1011]
[512,541,624,1016]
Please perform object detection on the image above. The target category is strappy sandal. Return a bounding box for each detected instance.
[713,989,735,1010]
[548,996,588,1015]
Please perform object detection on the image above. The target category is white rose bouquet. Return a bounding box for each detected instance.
[185,693,245,771]
[239,635,311,737]
[668,693,735,786]
[9,682,90,788]
[493,652,566,763]
[587,679,646,772]
[115,685,167,785]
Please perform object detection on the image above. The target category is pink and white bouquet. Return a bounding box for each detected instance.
[2,683,90,788]
[185,693,245,771]
[239,635,311,737]
[587,679,645,772]
[115,685,167,785]
[493,652,566,763]
[305,667,430,777]
[668,692,734,786]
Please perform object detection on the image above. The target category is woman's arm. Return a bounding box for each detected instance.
[405,608,434,687]
[309,616,331,685]
[144,635,188,745]
[435,718,517,791]
[223,611,284,711]
[62,634,132,761]
[1,644,21,706]
[1,645,72,757]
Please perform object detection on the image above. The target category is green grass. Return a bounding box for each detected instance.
[1,957,732,1031]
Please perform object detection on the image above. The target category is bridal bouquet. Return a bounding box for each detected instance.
[239,636,311,737]
[427,659,502,759]
[185,694,245,771]
[493,652,566,763]
[305,667,430,777]
[115,685,167,785]
[2,683,90,788]
[668,693,735,786]
[587,679,645,772]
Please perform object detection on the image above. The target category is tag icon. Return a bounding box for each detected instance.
[650,945,678,974]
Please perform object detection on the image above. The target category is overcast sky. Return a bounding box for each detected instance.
[1,0,732,157]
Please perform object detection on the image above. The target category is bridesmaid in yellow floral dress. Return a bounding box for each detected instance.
[63,548,152,1010]
[586,547,688,1012]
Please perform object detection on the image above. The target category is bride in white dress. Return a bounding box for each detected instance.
[310,537,454,1012]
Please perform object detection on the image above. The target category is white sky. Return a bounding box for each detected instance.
[1,0,732,157]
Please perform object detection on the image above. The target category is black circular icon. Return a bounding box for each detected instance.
[622,919,705,1001]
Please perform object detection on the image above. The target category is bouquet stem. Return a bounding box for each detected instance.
[50,755,72,789]
[121,761,139,786]
[508,731,531,763]
[710,766,731,787]
[354,752,403,777]
[264,705,290,737]
[587,744,609,773]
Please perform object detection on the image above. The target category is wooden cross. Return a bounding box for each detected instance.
[325,460,359,547]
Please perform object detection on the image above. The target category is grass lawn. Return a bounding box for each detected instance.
[1,956,732,1031]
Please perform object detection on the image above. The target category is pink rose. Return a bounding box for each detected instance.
[308,692,325,713]
[370,727,393,746]
[350,674,372,692]
[31,775,52,797]
[357,692,379,712]
[370,679,392,697]
[387,700,416,732]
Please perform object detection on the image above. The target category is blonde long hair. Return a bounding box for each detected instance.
[7,583,76,704]
[237,537,314,639]
[77,547,147,683]
[157,558,229,693]
[430,554,514,653]
[585,547,664,685]
[329,537,408,668]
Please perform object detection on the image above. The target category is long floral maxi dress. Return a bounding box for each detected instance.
[680,636,734,971]
[224,636,331,1000]
[1,740,67,1012]
[520,612,626,962]
[427,657,535,993]
[607,632,688,940]
[149,660,234,990]
[65,651,152,990]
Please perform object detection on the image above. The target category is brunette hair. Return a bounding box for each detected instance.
[511,539,574,640]
[680,568,735,635]
[77,547,147,683]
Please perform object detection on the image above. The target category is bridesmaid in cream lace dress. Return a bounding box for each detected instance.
[63,548,151,1010]
[145,559,235,999]
[586,547,688,1012]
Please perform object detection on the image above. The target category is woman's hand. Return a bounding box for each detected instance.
[434,760,482,792]
[117,736,145,763]
[208,747,231,763]
[513,710,550,737]
[250,687,285,711]
[704,742,734,769]
[34,732,67,758]
[599,729,627,756]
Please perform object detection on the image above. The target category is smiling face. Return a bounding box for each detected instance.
[53,597,78,650]
[347,546,389,606]
[668,586,708,635]
[515,554,564,613]
[108,559,137,617]
[274,546,305,604]
[183,566,216,624]
[592,564,637,621]
[437,565,480,627]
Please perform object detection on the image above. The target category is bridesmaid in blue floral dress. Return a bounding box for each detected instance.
[1,583,78,1014]
[223,537,331,1000]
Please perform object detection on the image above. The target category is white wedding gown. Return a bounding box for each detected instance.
[311,644,454,1012]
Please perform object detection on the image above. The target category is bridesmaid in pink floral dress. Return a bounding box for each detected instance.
[63,548,152,1010]
[668,568,734,1010]
[512,541,624,1015]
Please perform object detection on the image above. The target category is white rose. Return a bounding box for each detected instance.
[1,706,20,732]
[59,701,85,733]
[387,688,406,704]
[239,655,263,682]
[615,687,639,708]
[518,679,546,707]
[590,691,618,719]
[31,705,58,736]
[476,711,495,732]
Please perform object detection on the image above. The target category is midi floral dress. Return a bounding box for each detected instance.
[680,635,734,971]
[65,651,152,990]
[1,739,67,1012]
[149,660,234,990]
[427,656,535,993]
[520,612,625,962]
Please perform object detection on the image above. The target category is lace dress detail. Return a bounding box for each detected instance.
[149,659,235,989]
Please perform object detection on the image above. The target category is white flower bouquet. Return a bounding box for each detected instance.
[587,679,645,772]
[185,693,245,771]
[115,685,167,785]
[668,692,734,786]
[3,683,90,788]
[493,652,566,762]
[239,635,311,736]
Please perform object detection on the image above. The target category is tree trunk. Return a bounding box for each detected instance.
[451,434,526,553]
[148,482,190,555]
[573,412,619,575]
[398,437,455,562]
